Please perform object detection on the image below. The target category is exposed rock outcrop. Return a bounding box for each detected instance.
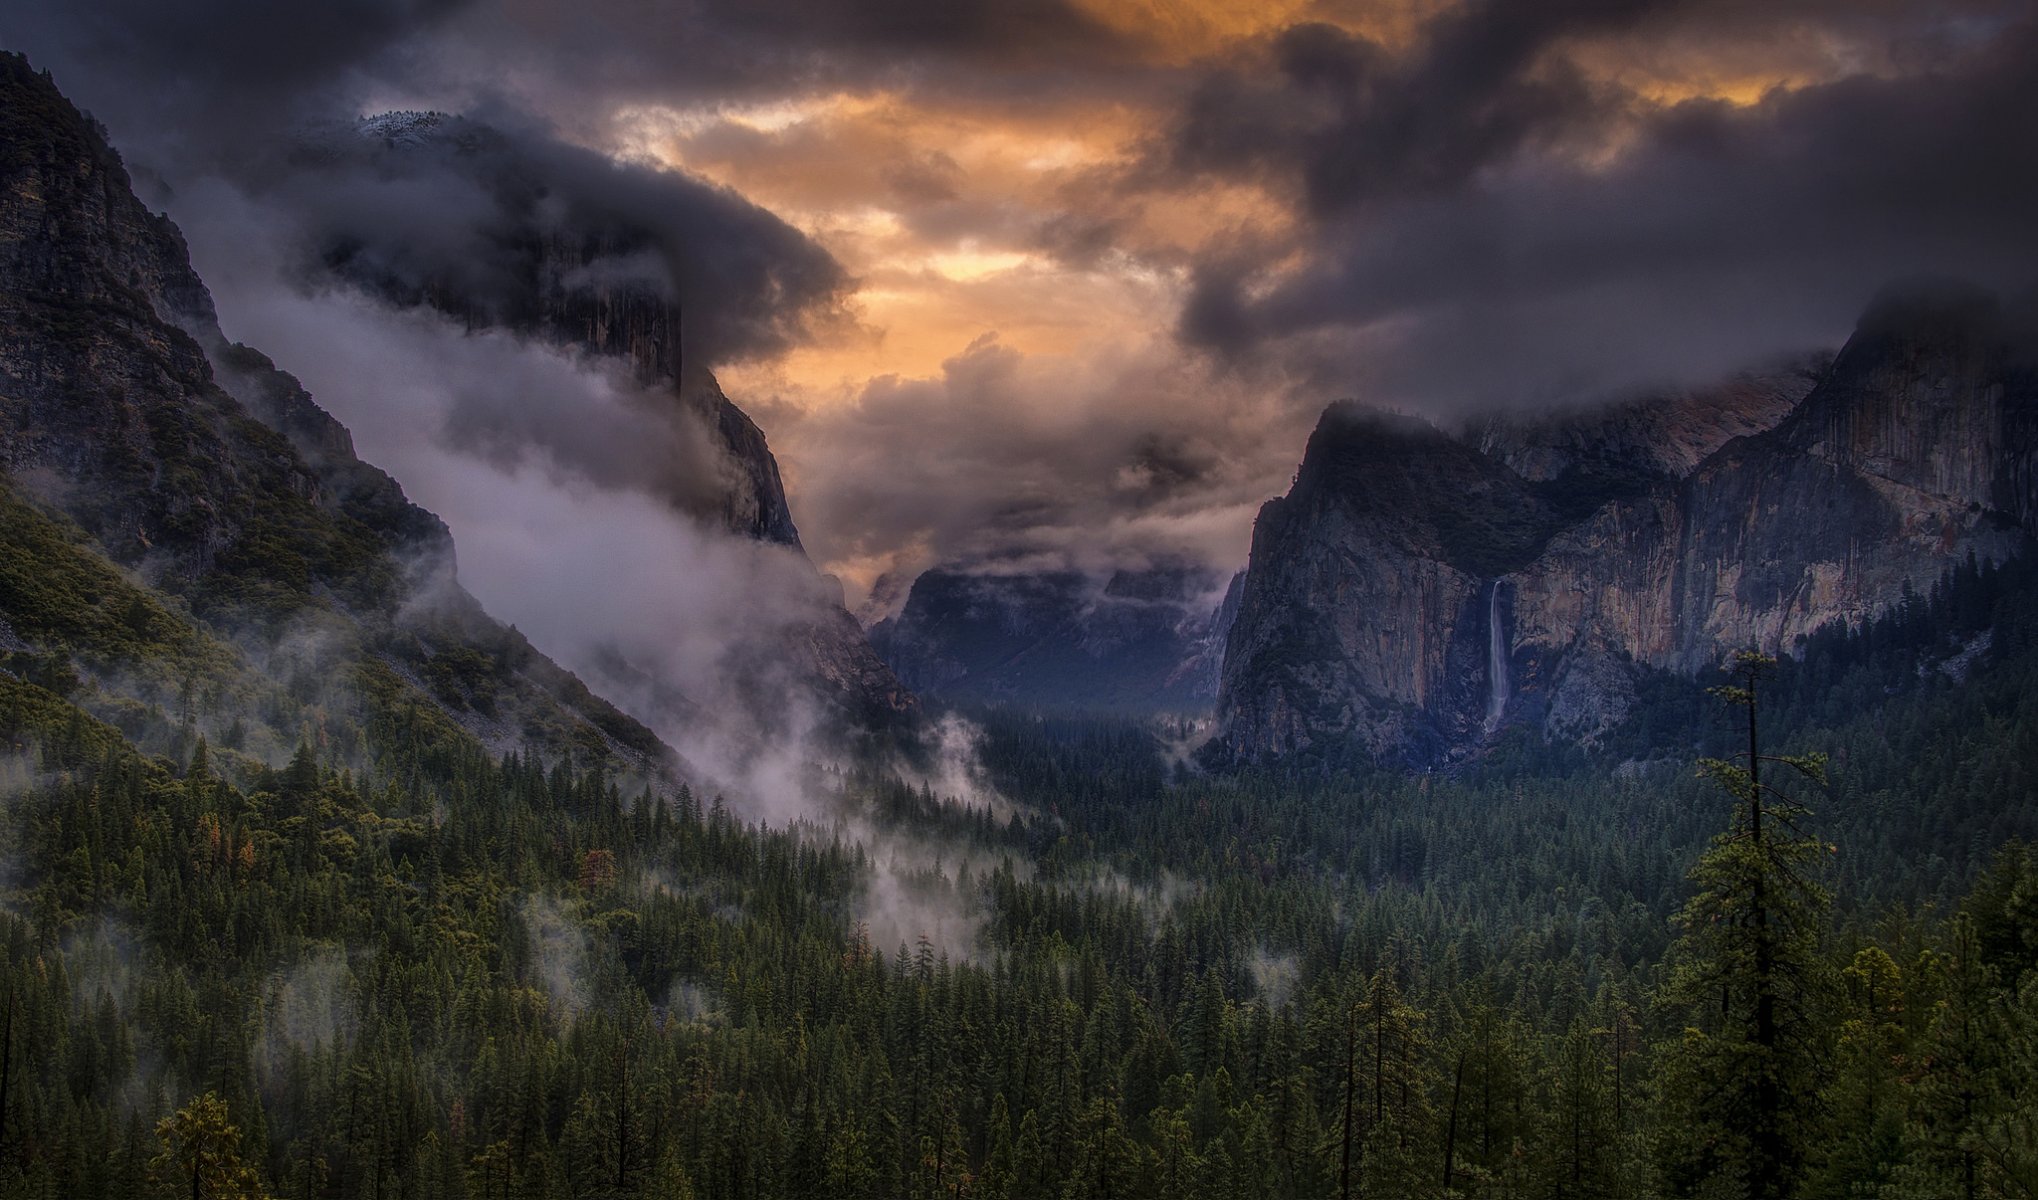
[1214,281,2038,765]
[300,110,910,723]
[0,54,674,770]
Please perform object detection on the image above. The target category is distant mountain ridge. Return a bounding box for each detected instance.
[1212,280,2038,766]
[869,563,1239,714]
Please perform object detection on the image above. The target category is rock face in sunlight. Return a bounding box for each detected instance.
[1214,282,2038,766]
[868,563,1238,713]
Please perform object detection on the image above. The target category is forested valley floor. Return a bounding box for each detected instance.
[2,550,2036,1199]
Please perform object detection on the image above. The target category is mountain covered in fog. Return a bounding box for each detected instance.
[0,55,905,776]
[1212,281,2038,766]
[0,55,695,772]
[304,107,914,726]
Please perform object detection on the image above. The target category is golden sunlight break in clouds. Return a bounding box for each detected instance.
[571,0,2018,596]
[603,0,1857,417]
[1073,0,1444,61]
[613,91,1280,402]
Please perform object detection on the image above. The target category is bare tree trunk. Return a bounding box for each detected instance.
[1443,1048,1467,1193]
[1340,1004,1358,1200]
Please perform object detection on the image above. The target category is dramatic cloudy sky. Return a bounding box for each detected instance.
[10,0,2038,608]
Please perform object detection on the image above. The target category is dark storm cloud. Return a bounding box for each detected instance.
[6,0,1121,143]
[1175,10,2038,412]
[1163,0,2026,215]
[539,0,1120,66]
[279,110,850,367]
[702,0,1113,55]
[1167,0,1668,216]
[3,0,472,151]
[417,0,1134,121]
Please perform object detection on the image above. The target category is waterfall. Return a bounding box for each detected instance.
[1485,580,1508,732]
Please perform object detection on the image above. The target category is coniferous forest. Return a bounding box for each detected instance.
[2,547,2035,1197]
[5,5,2038,1197]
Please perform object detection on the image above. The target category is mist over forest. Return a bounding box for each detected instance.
[2,3,2037,1199]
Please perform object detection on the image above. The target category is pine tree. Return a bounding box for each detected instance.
[1149,1104,1204,1200]
[148,1092,272,1200]
[646,1141,698,1200]
[1885,915,2038,1200]
[1336,967,1434,1200]
[1801,946,1907,1197]
[980,1094,1017,1200]
[1542,1011,1617,1200]
[1013,1109,1050,1200]
[1656,653,1834,1200]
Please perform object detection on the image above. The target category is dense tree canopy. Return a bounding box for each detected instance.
[0,553,2033,1199]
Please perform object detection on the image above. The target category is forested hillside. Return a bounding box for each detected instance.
[1,539,2033,1197]
[0,56,674,782]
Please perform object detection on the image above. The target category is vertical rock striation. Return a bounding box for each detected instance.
[305,109,912,724]
[1214,281,2038,765]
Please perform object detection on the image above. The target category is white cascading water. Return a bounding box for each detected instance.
[1485,579,1508,732]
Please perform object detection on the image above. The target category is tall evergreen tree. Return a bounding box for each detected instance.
[1657,653,1834,1200]
[148,1092,271,1200]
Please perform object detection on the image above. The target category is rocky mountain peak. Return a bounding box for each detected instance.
[0,53,674,771]
[1213,283,2038,766]
[1783,276,2031,516]
[1291,402,1558,578]
[293,104,909,720]
[2,53,911,778]
[298,108,811,548]
[1472,363,1820,485]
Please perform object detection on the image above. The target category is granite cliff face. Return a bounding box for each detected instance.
[0,55,674,769]
[317,110,806,546]
[1472,363,1821,486]
[1214,284,2038,765]
[870,564,1237,713]
[297,108,912,724]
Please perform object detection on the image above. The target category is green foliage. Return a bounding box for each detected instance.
[0,512,2035,1200]
[0,481,235,692]
[1656,653,1836,1199]
[149,1092,272,1200]
[423,645,507,716]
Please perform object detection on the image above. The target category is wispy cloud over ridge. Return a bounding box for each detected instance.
[9,0,2033,604]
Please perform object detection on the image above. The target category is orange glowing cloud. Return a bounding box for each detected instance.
[578,0,2008,591]
[1070,0,1443,62]
[611,88,1254,401]
[598,1,1849,412]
